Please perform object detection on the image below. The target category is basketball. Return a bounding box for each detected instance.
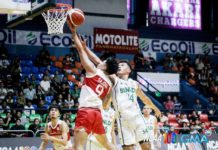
[67,8,85,27]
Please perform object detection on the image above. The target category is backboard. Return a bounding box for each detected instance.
[0,0,31,15]
[6,0,73,28]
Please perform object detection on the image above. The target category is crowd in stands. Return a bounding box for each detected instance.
[0,45,80,137]
[0,44,218,137]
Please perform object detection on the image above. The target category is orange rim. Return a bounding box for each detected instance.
[48,3,72,12]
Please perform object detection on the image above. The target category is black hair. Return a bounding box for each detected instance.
[119,60,132,71]
[49,104,61,113]
[105,57,118,75]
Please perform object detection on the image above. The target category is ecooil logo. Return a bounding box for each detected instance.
[201,43,210,54]
[25,32,37,45]
[140,40,149,52]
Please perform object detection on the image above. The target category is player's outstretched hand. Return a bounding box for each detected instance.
[67,20,76,34]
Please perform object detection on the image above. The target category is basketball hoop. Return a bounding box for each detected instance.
[42,3,72,34]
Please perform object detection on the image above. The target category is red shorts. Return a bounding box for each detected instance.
[74,107,105,135]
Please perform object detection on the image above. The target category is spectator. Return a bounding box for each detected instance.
[64,94,75,107]
[53,70,63,84]
[159,112,168,123]
[61,113,70,123]
[23,84,36,101]
[5,95,14,107]
[164,95,174,112]
[39,76,51,95]
[134,51,145,71]
[0,117,8,137]
[62,55,74,72]
[15,111,28,125]
[10,119,25,137]
[178,113,189,124]
[12,98,24,113]
[188,111,199,124]
[173,95,182,114]
[196,60,205,72]
[0,101,10,113]
[36,99,47,115]
[193,99,203,114]
[17,91,26,106]
[24,100,35,117]
[70,84,80,102]
[210,121,218,133]
[28,118,42,134]
[35,46,51,67]
[179,122,190,134]
[60,77,70,98]
[3,112,12,128]
[189,125,199,134]
[56,94,64,106]
[0,54,10,71]
[188,72,197,86]
[161,120,171,134]
[10,56,21,84]
[0,81,7,100]
[207,97,217,120]
[194,119,202,132]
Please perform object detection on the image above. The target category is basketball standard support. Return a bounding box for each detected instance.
[6,0,72,28]
[0,0,31,14]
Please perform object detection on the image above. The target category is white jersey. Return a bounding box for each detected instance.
[87,107,115,150]
[78,69,112,109]
[143,115,156,136]
[112,78,141,120]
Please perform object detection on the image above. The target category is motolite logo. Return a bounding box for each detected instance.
[94,28,139,53]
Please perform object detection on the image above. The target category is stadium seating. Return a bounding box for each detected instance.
[50,56,57,61]
[58,56,64,61]
[25,123,31,130]
[200,114,209,122]
[54,61,63,68]
[0,113,6,119]
[9,123,15,129]
[168,114,177,123]
[75,61,82,70]
[29,114,42,122]
[70,114,77,122]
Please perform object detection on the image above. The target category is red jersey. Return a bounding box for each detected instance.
[47,120,72,149]
[78,69,112,108]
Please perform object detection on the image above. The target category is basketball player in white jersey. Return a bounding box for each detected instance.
[77,31,161,150]
[86,98,117,150]
[111,60,161,150]
[39,104,73,150]
[68,21,118,150]
[143,105,160,150]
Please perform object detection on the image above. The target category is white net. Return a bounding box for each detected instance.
[42,9,68,34]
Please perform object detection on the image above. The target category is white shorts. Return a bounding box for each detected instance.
[117,114,147,146]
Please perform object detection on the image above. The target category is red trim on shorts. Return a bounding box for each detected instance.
[74,107,105,135]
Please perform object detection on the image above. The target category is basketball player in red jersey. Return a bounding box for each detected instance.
[68,22,118,150]
[39,104,73,150]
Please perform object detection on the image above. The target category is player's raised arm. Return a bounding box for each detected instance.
[39,125,49,150]
[67,20,97,75]
[136,82,161,117]
[80,38,102,65]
